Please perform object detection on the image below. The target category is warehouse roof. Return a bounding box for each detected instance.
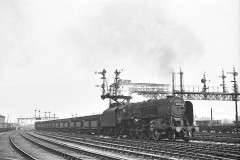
[0,114,5,118]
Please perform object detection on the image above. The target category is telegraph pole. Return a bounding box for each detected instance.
[227,67,239,134]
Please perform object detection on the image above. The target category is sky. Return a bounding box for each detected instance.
[0,0,239,123]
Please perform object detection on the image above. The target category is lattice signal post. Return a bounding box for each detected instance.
[219,69,227,93]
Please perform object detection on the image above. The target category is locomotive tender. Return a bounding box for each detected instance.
[35,96,198,142]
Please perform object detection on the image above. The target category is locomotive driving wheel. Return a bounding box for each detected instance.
[182,131,190,142]
[136,130,146,140]
[145,130,152,140]
[128,127,137,139]
[152,129,161,141]
[168,130,176,141]
[134,120,145,139]
[184,137,189,142]
[137,130,152,140]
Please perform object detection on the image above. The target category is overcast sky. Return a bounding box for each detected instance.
[0,0,239,123]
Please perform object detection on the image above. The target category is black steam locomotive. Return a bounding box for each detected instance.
[35,96,198,142]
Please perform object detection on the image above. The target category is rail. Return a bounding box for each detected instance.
[9,132,38,160]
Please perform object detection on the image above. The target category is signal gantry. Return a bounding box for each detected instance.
[129,67,240,101]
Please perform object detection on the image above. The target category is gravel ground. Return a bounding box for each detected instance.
[0,132,25,160]
[11,131,65,160]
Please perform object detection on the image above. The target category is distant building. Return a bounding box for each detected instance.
[194,117,221,126]
[232,116,240,124]
[0,114,5,123]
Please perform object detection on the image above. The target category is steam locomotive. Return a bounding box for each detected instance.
[35,96,198,142]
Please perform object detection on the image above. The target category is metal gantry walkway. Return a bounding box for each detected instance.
[174,92,240,101]
[129,67,239,101]
[129,85,240,101]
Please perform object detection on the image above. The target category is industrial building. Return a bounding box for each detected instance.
[0,114,5,123]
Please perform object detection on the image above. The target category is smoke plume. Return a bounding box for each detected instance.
[71,0,204,82]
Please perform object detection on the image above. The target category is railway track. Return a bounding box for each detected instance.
[8,130,118,160]
[20,132,102,160]
[35,131,240,160]
[193,132,240,144]
[8,130,67,160]
[0,131,25,160]
[9,131,38,160]
[31,131,176,160]
[27,131,146,160]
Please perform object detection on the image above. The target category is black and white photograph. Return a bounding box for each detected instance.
[0,0,239,159]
